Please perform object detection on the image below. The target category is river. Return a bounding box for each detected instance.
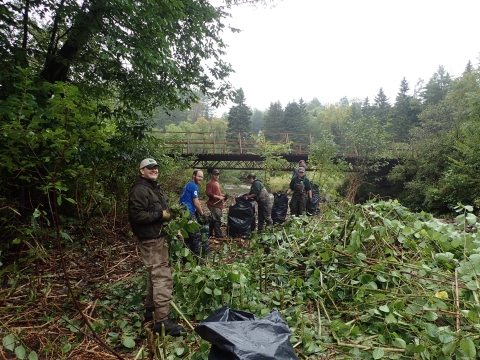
[223,184,251,197]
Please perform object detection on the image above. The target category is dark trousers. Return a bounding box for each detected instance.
[290,195,307,216]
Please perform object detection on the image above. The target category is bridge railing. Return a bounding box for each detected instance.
[153,131,315,155]
[152,130,413,159]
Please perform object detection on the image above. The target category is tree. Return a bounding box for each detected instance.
[284,100,308,142]
[226,89,252,144]
[1,0,238,112]
[344,116,389,203]
[298,98,309,133]
[153,107,189,129]
[306,97,322,111]
[388,70,480,212]
[0,0,272,224]
[389,77,421,140]
[338,96,350,108]
[373,87,392,126]
[203,103,216,121]
[250,108,264,133]
[464,60,474,74]
[211,117,228,136]
[421,65,453,105]
[362,97,372,117]
[349,99,363,122]
[263,101,284,141]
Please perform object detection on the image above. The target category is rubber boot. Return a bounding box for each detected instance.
[153,319,185,337]
[144,307,154,324]
[213,220,224,238]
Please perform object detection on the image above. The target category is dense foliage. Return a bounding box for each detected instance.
[143,60,480,213]
[0,0,256,251]
[2,201,480,359]
[1,2,480,359]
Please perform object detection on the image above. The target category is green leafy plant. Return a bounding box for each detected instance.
[2,333,39,360]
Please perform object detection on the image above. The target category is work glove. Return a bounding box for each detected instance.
[161,209,173,221]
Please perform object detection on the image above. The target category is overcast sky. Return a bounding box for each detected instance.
[213,0,480,115]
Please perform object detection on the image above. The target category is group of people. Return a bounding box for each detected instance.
[127,157,314,336]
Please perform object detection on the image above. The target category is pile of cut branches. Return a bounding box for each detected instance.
[1,201,479,359]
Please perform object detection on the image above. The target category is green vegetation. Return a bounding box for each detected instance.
[2,201,480,359]
[1,1,480,359]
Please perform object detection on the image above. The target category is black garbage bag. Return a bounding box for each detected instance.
[195,305,299,360]
[306,184,321,216]
[227,196,255,237]
[238,194,256,231]
[272,192,289,224]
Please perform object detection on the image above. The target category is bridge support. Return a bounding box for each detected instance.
[172,154,310,171]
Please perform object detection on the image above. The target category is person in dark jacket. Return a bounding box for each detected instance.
[246,174,273,233]
[286,167,312,216]
[128,158,184,336]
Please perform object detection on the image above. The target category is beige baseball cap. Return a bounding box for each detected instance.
[139,158,158,169]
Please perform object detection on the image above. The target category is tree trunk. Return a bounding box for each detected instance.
[40,2,102,83]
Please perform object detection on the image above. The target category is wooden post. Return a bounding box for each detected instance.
[213,132,216,153]
[238,133,243,154]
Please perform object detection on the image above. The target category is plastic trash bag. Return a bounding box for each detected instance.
[195,305,299,360]
[306,184,321,216]
[272,192,289,224]
[227,196,255,237]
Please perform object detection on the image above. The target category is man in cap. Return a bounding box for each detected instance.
[128,158,185,336]
[206,169,226,238]
[179,169,210,257]
[286,166,313,216]
[292,159,307,179]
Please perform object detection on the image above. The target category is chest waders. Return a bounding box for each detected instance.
[255,187,273,232]
[290,181,308,216]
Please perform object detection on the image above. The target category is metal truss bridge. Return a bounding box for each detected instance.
[155,131,314,170]
[154,131,405,171]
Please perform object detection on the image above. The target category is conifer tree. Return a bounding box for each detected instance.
[298,98,310,135]
[283,100,300,141]
[263,101,284,141]
[390,77,420,140]
[373,87,392,126]
[226,89,252,144]
[250,109,264,133]
[421,65,452,105]
[362,97,371,117]
[464,60,474,74]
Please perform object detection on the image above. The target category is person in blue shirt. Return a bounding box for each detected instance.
[180,169,209,257]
